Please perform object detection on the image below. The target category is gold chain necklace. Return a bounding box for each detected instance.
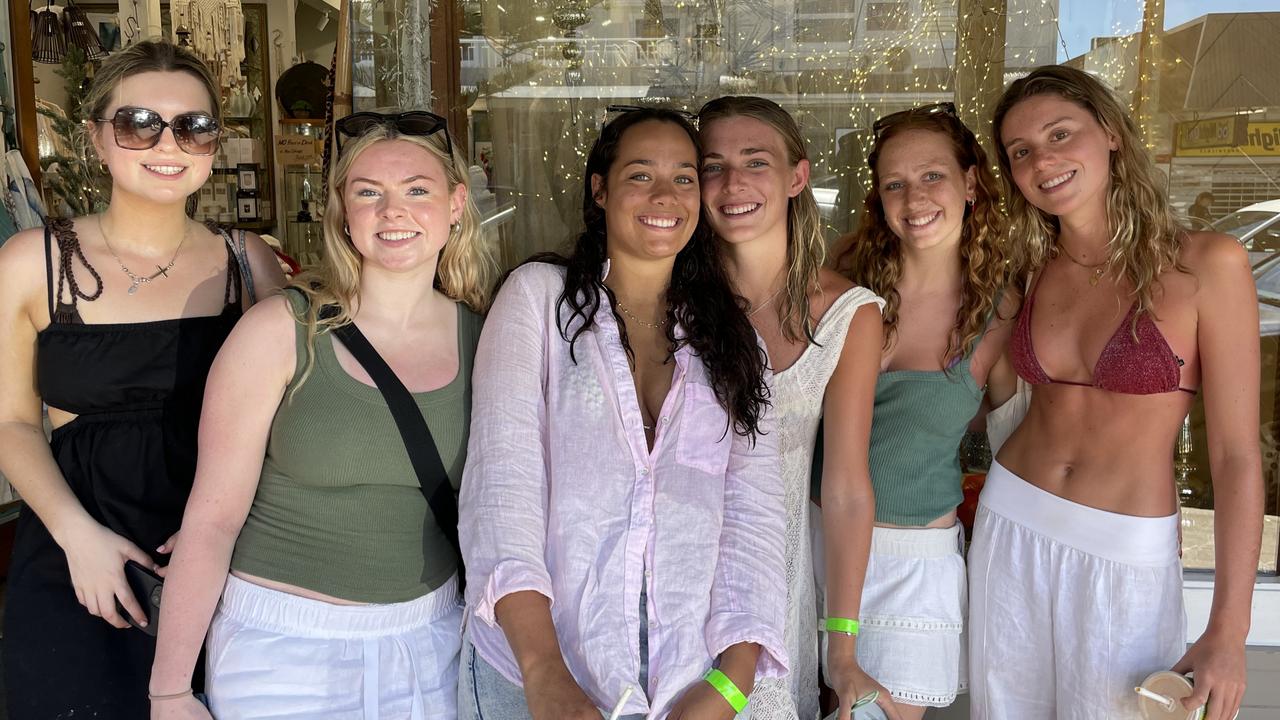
[99,215,188,295]
[616,300,667,329]
[748,284,786,318]
[1054,242,1108,287]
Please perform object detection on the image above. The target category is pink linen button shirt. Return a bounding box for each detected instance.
[460,262,788,718]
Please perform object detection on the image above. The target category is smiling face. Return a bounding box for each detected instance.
[875,128,976,253]
[91,70,217,206]
[591,119,701,264]
[343,138,466,273]
[699,115,809,247]
[999,92,1118,222]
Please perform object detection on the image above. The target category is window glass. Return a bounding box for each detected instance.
[451,0,1279,574]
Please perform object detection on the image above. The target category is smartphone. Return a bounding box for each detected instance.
[115,559,164,636]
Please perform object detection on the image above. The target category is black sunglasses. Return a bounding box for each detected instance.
[604,104,699,127]
[335,111,453,156]
[94,107,221,156]
[871,102,959,139]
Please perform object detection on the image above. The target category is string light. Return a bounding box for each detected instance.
[464,1,1159,233]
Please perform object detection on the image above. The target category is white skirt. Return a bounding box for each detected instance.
[821,523,967,708]
[206,574,463,720]
[968,462,1185,720]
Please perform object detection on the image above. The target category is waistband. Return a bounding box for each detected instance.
[980,461,1179,567]
[870,523,964,558]
[217,573,460,638]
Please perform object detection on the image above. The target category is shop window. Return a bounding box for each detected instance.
[444,1,1280,575]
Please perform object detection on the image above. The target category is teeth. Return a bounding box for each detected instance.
[378,231,418,241]
[906,212,940,227]
[722,203,760,216]
[145,165,184,176]
[1040,170,1074,189]
[639,216,677,229]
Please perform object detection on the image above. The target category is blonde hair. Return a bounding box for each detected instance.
[698,96,826,344]
[290,121,495,392]
[992,65,1184,329]
[835,110,1009,364]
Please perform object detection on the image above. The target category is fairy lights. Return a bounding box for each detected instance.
[461,1,1170,248]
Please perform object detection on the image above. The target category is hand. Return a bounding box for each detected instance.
[58,517,157,629]
[827,654,902,720]
[150,694,212,720]
[155,531,180,578]
[667,679,737,720]
[523,663,600,720]
[1172,631,1247,720]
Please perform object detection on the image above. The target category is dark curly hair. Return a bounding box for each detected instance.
[526,108,769,439]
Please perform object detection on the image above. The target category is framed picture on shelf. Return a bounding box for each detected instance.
[237,163,259,191]
[237,195,260,222]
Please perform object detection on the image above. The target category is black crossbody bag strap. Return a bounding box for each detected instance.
[321,308,464,583]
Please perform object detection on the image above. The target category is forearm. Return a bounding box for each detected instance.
[822,478,874,621]
[0,421,97,544]
[1205,453,1264,641]
[495,590,570,682]
[717,642,761,696]
[149,522,239,693]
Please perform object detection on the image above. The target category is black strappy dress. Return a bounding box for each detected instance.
[4,219,245,719]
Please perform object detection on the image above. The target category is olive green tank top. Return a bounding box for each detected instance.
[230,289,483,603]
[867,355,983,525]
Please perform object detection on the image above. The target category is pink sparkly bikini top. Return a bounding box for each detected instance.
[1010,276,1196,395]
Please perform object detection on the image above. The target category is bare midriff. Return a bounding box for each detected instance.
[230,570,370,606]
[997,383,1195,518]
[875,509,958,530]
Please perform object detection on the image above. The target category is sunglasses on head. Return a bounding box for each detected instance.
[334,111,453,156]
[872,101,958,139]
[604,104,699,127]
[94,106,222,156]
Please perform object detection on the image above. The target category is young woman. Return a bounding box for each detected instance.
[0,41,282,718]
[458,108,787,720]
[148,111,492,719]
[697,96,887,720]
[974,64,1262,720]
[833,103,1016,719]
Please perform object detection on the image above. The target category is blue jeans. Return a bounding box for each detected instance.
[458,587,649,719]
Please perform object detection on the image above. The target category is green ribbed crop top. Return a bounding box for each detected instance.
[230,289,483,603]
[867,355,983,525]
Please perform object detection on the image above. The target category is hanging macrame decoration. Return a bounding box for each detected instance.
[169,0,247,92]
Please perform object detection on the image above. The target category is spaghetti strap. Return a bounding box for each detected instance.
[43,222,55,321]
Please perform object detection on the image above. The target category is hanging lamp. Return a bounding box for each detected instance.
[63,0,107,61]
[32,1,66,64]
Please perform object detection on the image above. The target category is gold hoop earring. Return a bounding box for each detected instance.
[343,223,350,236]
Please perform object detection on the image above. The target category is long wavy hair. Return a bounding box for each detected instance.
[290,119,495,392]
[530,108,769,439]
[698,96,826,344]
[993,64,1184,329]
[834,109,1008,365]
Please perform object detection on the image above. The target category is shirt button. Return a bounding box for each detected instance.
[640,467,649,476]
[661,416,669,424]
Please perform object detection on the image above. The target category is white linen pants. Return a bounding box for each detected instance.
[206,574,463,719]
[968,462,1186,720]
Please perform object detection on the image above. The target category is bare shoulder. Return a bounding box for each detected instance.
[1179,230,1250,278]
[231,292,298,345]
[0,227,51,318]
[817,267,855,296]
[995,282,1024,323]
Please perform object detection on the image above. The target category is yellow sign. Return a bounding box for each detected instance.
[276,135,322,166]
[1176,121,1280,158]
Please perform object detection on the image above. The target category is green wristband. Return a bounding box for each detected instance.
[825,617,860,636]
[703,668,749,713]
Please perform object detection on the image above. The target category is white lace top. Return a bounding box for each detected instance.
[740,286,885,720]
